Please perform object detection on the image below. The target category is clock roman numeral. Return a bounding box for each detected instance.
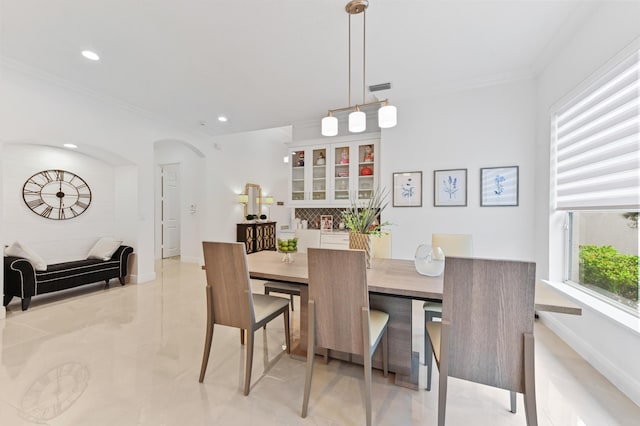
[39,206,54,218]
[76,201,89,210]
[55,170,65,181]
[68,207,80,217]
[78,193,91,199]
[27,199,44,209]
[39,171,53,183]
[27,178,44,188]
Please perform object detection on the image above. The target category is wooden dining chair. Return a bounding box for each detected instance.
[301,248,389,426]
[426,257,537,426]
[423,234,473,379]
[199,241,290,396]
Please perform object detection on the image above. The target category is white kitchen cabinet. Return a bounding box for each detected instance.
[294,229,321,253]
[288,135,379,207]
[290,145,329,205]
[320,232,350,249]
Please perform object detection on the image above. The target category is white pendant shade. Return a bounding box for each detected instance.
[378,104,397,128]
[349,110,366,133]
[321,116,338,136]
[320,2,397,136]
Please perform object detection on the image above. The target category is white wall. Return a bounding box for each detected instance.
[0,63,213,285]
[534,2,640,406]
[381,80,537,260]
[293,79,537,262]
[154,140,206,263]
[201,128,291,251]
[2,144,117,262]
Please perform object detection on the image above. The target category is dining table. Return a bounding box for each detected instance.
[247,250,581,390]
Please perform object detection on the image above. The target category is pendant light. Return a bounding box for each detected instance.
[320,0,397,136]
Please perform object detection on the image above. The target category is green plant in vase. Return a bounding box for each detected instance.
[342,188,391,267]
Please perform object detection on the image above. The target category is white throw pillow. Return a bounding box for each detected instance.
[87,237,122,261]
[5,241,48,271]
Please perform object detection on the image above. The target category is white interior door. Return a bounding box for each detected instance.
[162,164,181,258]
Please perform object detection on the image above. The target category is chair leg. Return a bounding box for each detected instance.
[264,289,269,330]
[361,307,374,426]
[290,294,295,311]
[510,391,517,413]
[243,329,255,396]
[240,329,245,345]
[363,352,373,426]
[523,333,538,426]
[425,310,440,390]
[284,308,291,354]
[437,321,450,426]
[302,301,316,418]
[382,327,389,377]
[199,287,215,383]
[199,326,214,383]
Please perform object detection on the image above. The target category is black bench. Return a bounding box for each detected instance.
[3,245,133,311]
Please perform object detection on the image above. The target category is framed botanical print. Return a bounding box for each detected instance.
[434,169,467,206]
[393,171,422,207]
[480,166,519,206]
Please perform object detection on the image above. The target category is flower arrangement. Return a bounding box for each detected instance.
[342,188,391,236]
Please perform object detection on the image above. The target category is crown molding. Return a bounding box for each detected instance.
[1,56,212,142]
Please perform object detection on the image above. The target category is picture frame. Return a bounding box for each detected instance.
[320,215,333,231]
[393,171,423,207]
[434,169,467,207]
[480,166,519,206]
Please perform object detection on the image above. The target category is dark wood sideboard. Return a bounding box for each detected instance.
[236,222,277,254]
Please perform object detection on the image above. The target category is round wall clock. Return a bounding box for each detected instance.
[22,169,92,220]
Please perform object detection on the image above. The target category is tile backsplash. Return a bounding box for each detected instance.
[295,208,346,230]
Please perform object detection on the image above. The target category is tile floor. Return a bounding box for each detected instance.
[1,257,638,425]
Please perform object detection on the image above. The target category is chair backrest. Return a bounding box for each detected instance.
[202,241,254,329]
[432,233,473,257]
[441,257,536,393]
[307,248,369,355]
[372,232,391,259]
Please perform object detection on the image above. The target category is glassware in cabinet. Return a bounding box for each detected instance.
[334,145,351,201]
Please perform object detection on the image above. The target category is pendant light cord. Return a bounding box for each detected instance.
[363,10,366,105]
[348,13,352,107]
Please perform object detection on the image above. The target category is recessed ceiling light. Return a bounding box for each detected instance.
[81,50,100,61]
[218,116,228,122]
[63,143,78,149]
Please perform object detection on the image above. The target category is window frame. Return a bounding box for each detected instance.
[563,211,639,318]
[549,40,640,323]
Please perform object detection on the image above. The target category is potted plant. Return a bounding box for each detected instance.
[342,188,390,268]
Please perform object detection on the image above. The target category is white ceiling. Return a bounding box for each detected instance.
[1,0,598,137]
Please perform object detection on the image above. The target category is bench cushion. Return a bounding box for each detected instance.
[35,259,121,294]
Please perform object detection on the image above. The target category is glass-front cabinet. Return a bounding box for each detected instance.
[356,142,376,201]
[288,136,379,207]
[290,146,328,203]
[333,144,351,202]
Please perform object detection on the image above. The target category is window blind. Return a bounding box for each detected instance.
[553,49,639,210]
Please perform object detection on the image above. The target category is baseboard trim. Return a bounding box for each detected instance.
[130,272,156,284]
[539,312,640,407]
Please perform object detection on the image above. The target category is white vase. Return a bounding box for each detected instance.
[414,245,445,276]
